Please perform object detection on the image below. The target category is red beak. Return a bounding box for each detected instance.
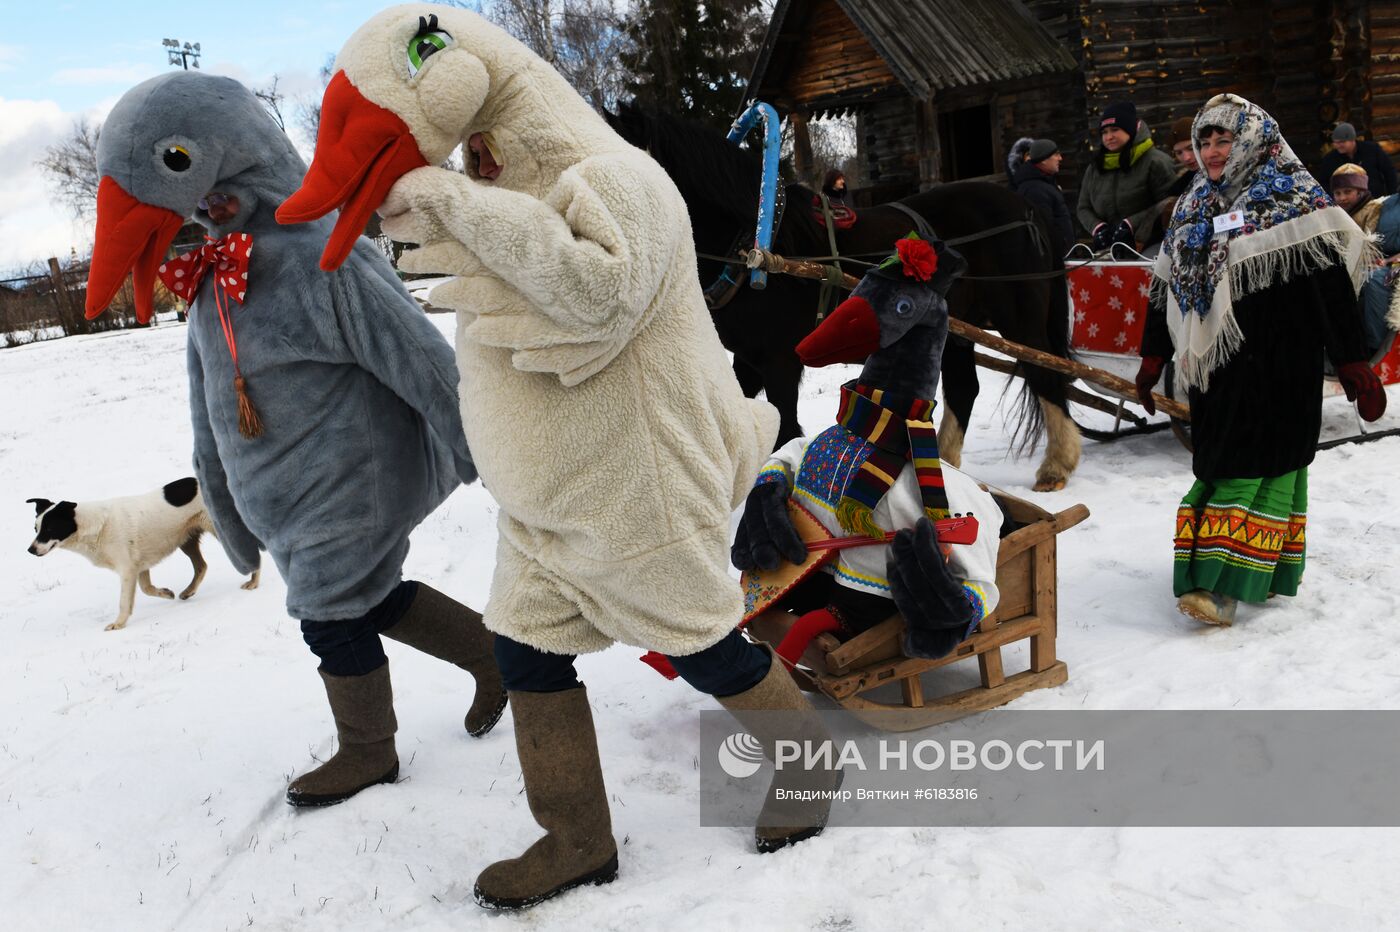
[796,295,880,367]
[276,70,428,271]
[85,176,185,323]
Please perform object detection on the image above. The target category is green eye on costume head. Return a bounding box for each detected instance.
[407,30,452,77]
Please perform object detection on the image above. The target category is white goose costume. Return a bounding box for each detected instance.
[279,5,778,656]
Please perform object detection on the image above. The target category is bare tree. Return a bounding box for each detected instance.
[464,0,630,112]
[555,1,631,110]
[810,117,859,184]
[487,0,560,66]
[254,74,287,130]
[295,55,337,145]
[36,117,102,220]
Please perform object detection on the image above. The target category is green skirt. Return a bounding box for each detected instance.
[1172,470,1307,603]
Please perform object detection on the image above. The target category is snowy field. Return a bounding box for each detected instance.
[3,318,1400,931]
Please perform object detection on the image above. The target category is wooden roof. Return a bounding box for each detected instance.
[746,0,1078,111]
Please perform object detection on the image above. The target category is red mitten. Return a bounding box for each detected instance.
[1338,362,1388,422]
[1135,356,1165,415]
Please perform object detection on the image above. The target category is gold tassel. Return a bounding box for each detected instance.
[234,376,263,439]
[836,499,884,538]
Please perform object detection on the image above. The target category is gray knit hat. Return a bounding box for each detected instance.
[1332,122,1358,142]
[1027,139,1059,163]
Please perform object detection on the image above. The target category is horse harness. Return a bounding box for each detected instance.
[701,193,1057,314]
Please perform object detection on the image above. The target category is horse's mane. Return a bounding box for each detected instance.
[607,102,862,259]
[608,101,766,229]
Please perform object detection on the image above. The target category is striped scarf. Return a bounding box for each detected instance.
[833,381,950,537]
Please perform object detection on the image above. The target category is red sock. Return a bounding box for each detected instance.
[775,608,842,666]
[639,650,679,680]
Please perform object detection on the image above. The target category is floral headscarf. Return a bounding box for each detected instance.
[1153,94,1374,390]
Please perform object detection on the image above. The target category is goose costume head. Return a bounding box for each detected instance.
[282,4,780,656]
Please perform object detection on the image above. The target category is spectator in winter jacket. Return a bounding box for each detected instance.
[1157,116,1201,236]
[1077,100,1177,251]
[1331,163,1400,355]
[1330,162,1373,216]
[1007,137,1074,257]
[1166,116,1199,195]
[816,168,856,227]
[1317,122,1398,198]
[822,169,850,205]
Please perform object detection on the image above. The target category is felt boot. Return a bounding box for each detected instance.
[286,665,399,807]
[716,648,843,853]
[1177,589,1238,627]
[381,583,507,736]
[473,687,618,910]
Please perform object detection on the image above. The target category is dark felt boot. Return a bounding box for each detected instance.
[474,687,618,910]
[716,648,843,853]
[381,583,507,736]
[286,665,399,808]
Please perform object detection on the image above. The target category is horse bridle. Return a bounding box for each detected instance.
[703,186,786,311]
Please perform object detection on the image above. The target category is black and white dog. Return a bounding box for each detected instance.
[27,477,260,631]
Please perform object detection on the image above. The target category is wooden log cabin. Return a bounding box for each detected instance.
[745,0,1400,229]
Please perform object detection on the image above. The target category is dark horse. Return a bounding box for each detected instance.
[606,104,1081,491]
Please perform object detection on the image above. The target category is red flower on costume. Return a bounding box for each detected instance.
[896,236,938,281]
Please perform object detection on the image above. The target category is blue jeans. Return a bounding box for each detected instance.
[300,581,419,676]
[495,628,770,698]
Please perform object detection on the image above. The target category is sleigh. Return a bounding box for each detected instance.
[745,490,1089,732]
[1064,243,1400,449]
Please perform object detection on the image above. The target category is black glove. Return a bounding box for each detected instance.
[887,517,979,659]
[1111,218,1135,247]
[731,481,807,571]
[1090,222,1111,252]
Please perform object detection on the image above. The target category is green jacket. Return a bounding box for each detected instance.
[1076,122,1178,239]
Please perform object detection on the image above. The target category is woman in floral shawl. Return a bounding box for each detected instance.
[1136,94,1388,626]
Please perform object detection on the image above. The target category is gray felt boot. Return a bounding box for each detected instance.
[473,687,618,910]
[286,665,399,808]
[381,583,507,736]
[716,648,844,853]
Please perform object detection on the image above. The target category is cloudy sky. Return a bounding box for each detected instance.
[0,0,419,275]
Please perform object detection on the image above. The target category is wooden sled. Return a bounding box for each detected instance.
[747,493,1090,732]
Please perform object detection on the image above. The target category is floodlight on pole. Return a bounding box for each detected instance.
[162,37,202,71]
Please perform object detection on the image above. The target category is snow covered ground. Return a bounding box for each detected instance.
[3,319,1399,931]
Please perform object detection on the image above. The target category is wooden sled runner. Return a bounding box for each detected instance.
[746,492,1090,732]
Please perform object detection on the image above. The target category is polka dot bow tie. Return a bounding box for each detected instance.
[157,232,253,304]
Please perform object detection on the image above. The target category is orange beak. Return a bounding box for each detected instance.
[796,294,881,367]
[85,176,185,323]
[276,70,428,271]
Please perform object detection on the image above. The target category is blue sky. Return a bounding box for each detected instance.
[0,0,405,112]
[0,0,439,273]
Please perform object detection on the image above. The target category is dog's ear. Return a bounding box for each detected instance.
[25,498,52,516]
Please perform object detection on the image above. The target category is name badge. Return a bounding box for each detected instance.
[1213,210,1246,234]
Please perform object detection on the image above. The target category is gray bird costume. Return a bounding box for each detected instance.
[87,71,505,808]
[88,72,474,620]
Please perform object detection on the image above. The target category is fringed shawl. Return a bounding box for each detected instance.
[1153,94,1377,390]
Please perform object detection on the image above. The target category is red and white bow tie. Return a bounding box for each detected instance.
[157,232,253,304]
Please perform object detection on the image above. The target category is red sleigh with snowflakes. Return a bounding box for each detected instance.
[1066,251,1400,446]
